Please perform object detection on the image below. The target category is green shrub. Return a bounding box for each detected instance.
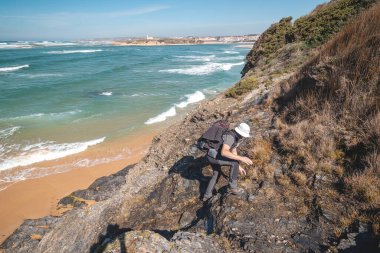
[225,76,258,98]
[294,0,377,47]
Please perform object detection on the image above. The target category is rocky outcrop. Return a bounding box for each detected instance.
[0,216,60,253]
[98,230,226,253]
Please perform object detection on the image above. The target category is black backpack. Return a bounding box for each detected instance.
[197,120,229,152]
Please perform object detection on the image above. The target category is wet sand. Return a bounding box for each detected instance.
[0,130,158,244]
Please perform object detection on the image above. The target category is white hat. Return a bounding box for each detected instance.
[235,123,250,138]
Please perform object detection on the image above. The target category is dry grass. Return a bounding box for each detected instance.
[276,116,338,174]
[290,171,308,186]
[251,139,272,168]
[344,168,380,204]
[277,174,291,188]
[246,138,275,181]
[30,234,43,241]
[274,1,380,197]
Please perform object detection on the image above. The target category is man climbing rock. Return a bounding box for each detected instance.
[203,122,253,201]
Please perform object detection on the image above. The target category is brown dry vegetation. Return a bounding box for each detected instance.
[271,1,380,236]
[30,234,43,241]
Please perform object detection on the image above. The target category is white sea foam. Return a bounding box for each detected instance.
[234,44,254,48]
[216,55,245,61]
[128,92,168,97]
[0,41,77,50]
[0,137,106,171]
[0,152,124,191]
[45,49,103,54]
[0,126,21,139]
[18,73,63,78]
[100,91,112,96]
[0,44,32,49]
[77,40,113,46]
[173,55,215,62]
[223,50,239,54]
[176,91,205,108]
[145,91,206,125]
[33,41,77,47]
[145,106,176,125]
[0,64,29,72]
[73,155,123,168]
[2,110,82,121]
[160,62,244,75]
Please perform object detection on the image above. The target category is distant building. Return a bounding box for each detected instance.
[199,36,217,41]
[146,35,154,40]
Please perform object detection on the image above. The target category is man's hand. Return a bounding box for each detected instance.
[221,144,253,165]
[240,156,253,165]
[239,166,246,176]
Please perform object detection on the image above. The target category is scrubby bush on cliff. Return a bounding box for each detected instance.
[294,0,377,47]
[226,76,258,98]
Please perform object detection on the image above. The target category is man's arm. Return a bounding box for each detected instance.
[221,144,253,165]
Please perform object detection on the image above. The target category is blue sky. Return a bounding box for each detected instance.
[0,0,327,41]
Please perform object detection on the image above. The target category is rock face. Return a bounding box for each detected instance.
[0,217,60,253]
[2,1,380,252]
[59,165,134,206]
[98,230,225,253]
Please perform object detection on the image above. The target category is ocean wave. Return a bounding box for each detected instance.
[0,152,123,191]
[72,113,102,123]
[0,126,21,139]
[216,55,245,61]
[0,41,77,50]
[18,73,63,78]
[73,155,124,168]
[234,44,253,48]
[77,40,113,46]
[45,49,103,54]
[145,106,176,125]
[223,50,239,54]
[100,91,112,96]
[145,91,206,125]
[0,137,106,171]
[0,44,33,49]
[128,92,168,97]
[0,64,29,72]
[2,110,82,121]
[159,62,244,75]
[32,41,77,47]
[176,91,205,108]
[173,55,215,62]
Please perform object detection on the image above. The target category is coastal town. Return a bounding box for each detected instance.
[112,35,259,46]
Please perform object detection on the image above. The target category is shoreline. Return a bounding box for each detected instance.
[0,130,158,244]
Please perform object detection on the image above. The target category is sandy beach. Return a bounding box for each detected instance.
[0,130,158,244]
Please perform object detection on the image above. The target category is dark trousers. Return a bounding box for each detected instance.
[204,155,239,196]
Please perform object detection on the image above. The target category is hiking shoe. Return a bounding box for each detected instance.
[228,187,245,196]
[202,194,212,201]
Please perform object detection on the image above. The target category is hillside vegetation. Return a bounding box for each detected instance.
[229,0,377,98]
[272,1,380,238]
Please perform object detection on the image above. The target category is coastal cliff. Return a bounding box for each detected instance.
[2,0,379,252]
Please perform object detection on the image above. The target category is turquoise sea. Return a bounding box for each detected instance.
[0,41,250,188]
